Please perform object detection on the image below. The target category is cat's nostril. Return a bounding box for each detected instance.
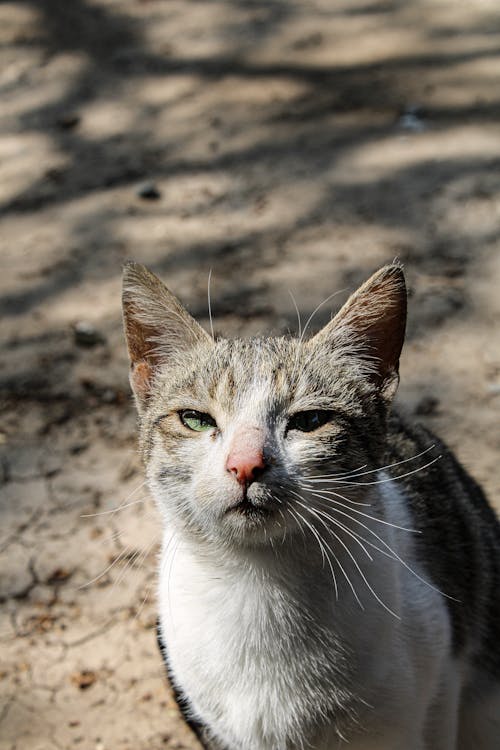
[226,450,267,486]
[251,464,266,480]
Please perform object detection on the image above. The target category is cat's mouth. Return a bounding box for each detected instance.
[224,497,272,519]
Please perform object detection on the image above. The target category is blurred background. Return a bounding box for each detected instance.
[1,1,499,748]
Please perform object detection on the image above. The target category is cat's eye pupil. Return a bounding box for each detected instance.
[179,410,217,432]
[288,410,331,433]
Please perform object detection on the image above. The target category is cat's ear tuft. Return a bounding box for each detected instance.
[308,264,407,401]
[122,262,212,410]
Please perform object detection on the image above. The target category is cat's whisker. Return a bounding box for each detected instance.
[311,507,400,563]
[158,532,176,584]
[277,487,308,544]
[288,290,302,339]
[305,445,437,482]
[311,496,455,602]
[108,547,148,593]
[108,514,161,593]
[77,545,135,590]
[78,505,161,591]
[80,480,149,518]
[324,457,442,487]
[285,502,307,543]
[128,541,163,624]
[289,493,360,608]
[80,495,149,518]
[305,503,373,563]
[290,494,353,604]
[277,508,288,544]
[304,464,369,480]
[289,506,326,568]
[299,484,372,507]
[131,581,155,625]
[329,530,399,618]
[289,505,326,567]
[207,268,215,341]
[290,288,347,382]
[87,528,125,550]
[167,538,181,633]
[294,495,399,618]
[306,488,419,533]
[299,289,347,348]
[289,505,339,601]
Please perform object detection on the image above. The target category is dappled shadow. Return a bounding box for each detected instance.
[1,0,500,405]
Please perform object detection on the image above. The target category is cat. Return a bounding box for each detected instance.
[122,261,500,750]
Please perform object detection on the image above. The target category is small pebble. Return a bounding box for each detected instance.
[136,181,161,200]
[56,112,80,130]
[73,321,103,347]
[70,442,88,455]
[398,104,426,132]
[70,669,97,690]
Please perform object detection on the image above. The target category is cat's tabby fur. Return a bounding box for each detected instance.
[123,262,499,750]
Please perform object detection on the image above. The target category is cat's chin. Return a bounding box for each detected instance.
[218,501,288,546]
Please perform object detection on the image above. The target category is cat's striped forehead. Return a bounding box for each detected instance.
[162,337,300,406]
[154,335,368,422]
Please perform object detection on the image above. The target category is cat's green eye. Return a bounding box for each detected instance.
[287,410,332,433]
[179,410,217,432]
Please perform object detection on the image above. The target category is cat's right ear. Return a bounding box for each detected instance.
[122,262,212,410]
[307,264,407,402]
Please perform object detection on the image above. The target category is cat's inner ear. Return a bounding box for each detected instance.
[308,265,407,400]
[122,262,212,408]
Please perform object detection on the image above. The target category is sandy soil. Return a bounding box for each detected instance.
[1,1,499,749]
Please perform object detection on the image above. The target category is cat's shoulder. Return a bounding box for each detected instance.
[387,407,500,680]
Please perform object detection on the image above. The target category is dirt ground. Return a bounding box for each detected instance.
[1,1,499,749]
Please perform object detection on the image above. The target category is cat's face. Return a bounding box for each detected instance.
[122,263,407,549]
[140,337,384,546]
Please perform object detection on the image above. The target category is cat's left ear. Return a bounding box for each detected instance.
[122,262,213,410]
[308,264,407,401]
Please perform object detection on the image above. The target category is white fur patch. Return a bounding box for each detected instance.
[156,480,478,749]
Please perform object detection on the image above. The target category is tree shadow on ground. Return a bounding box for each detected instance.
[1,0,499,405]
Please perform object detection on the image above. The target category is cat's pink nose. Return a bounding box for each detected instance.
[226,447,266,486]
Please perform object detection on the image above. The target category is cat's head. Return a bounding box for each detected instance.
[122,263,406,549]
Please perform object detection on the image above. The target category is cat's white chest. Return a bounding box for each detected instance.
[157,493,456,750]
[158,542,358,750]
